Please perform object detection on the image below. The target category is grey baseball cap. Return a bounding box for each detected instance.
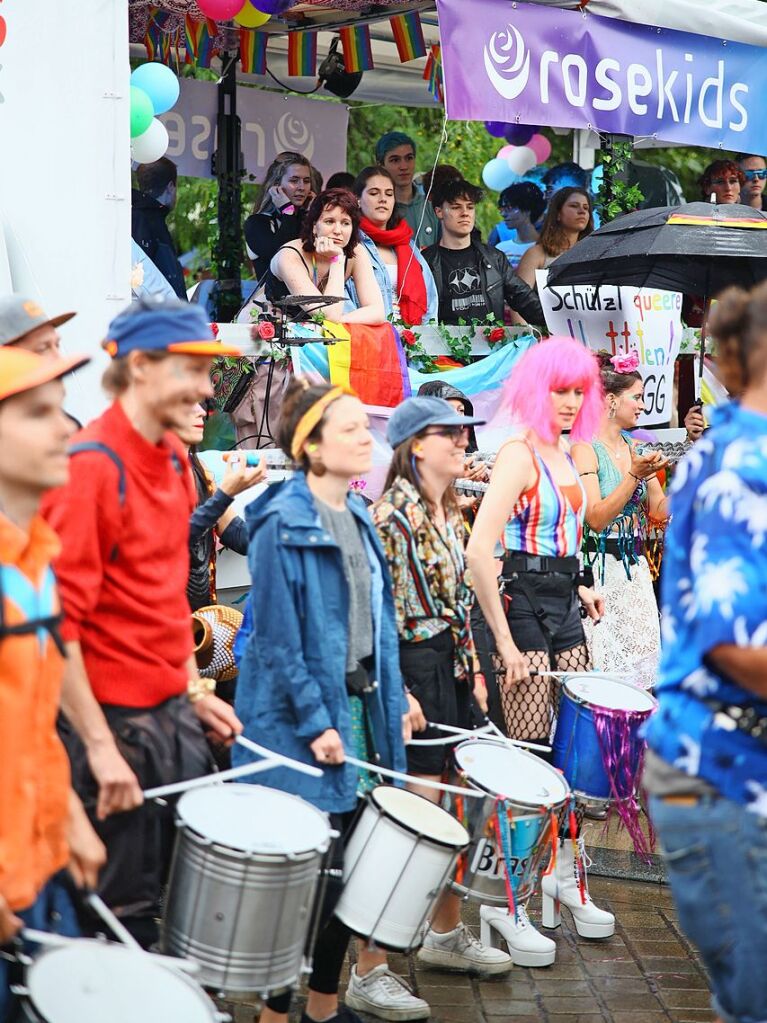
[0,295,76,346]
[386,396,485,449]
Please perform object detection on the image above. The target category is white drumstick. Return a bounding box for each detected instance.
[235,735,324,778]
[21,927,200,974]
[86,892,142,950]
[430,720,552,754]
[343,755,484,798]
[143,758,279,800]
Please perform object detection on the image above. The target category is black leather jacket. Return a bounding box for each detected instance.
[422,239,544,326]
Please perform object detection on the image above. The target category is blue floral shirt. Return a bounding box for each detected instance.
[644,402,767,814]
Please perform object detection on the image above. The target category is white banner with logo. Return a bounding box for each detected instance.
[536,271,683,426]
[161,79,349,185]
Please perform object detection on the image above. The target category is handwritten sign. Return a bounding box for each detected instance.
[536,271,683,426]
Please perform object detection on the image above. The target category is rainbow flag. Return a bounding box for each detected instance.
[339,25,374,74]
[423,44,444,104]
[185,16,218,68]
[327,324,411,407]
[240,29,268,75]
[287,31,318,77]
[668,213,767,229]
[144,8,174,64]
[389,12,427,63]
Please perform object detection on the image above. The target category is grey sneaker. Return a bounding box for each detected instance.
[416,922,512,975]
[344,964,430,1021]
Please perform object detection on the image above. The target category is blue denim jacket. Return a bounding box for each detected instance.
[232,473,408,813]
[345,232,439,324]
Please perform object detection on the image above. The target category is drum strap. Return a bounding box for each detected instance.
[503,572,558,667]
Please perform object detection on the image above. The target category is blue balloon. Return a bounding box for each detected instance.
[504,124,537,146]
[131,63,180,116]
[484,120,508,138]
[482,158,516,192]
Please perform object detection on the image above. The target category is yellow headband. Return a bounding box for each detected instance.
[290,386,349,462]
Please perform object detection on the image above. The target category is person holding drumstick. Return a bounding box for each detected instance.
[465,337,614,962]
[232,378,417,1023]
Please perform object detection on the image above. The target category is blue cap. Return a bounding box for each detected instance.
[386,396,485,449]
[103,298,240,358]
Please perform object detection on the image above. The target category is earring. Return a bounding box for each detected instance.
[307,443,318,452]
[608,401,617,420]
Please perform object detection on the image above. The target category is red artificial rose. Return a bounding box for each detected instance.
[401,329,417,347]
[488,326,506,342]
[210,321,220,338]
[255,320,276,340]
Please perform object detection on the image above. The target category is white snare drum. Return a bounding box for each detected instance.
[18,941,220,1023]
[161,784,331,995]
[448,740,570,905]
[334,786,469,950]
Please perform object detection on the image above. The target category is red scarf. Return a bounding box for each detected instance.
[359,217,428,326]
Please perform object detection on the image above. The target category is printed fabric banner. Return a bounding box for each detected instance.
[161,78,349,183]
[437,0,767,153]
[536,271,682,426]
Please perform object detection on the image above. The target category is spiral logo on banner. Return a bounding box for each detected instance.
[274,113,315,161]
[483,25,530,100]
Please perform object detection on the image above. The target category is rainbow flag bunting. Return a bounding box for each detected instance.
[389,11,427,63]
[339,25,374,74]
[287,31,318,77]
[185,15,218,69]
[423,44,444,104]
[240,30,268,75]
[144,8,174,64]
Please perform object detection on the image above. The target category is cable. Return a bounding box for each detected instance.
[266,67,321,96]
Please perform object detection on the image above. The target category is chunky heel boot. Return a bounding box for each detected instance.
[540,837,615,939]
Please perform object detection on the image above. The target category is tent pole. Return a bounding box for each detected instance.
[213,50,243,324]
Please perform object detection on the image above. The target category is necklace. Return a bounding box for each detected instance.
[310,253,330,290]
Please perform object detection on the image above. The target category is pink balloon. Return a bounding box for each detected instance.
[198,0,243,18]
[528,134,552,164]
[496,144,517,161]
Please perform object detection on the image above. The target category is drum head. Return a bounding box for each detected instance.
[563,674,657,713]
[27,942,214,1023]
[177,783,330,854]
[371,786,468,848]
[454,740,569,808]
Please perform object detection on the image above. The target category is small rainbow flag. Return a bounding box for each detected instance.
[668,213,767,229]
[185,15,218,69]
[144,8,174,64]
[287,31,318,77]
[389,11,426,63]
[423,44,444,104]
[339,25,374,74]
[240,29,268,75]
[328,324,411,407]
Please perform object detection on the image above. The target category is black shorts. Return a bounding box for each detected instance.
[503,571,585,654]
[401,629,471,776]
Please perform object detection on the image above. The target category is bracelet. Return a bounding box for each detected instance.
[628,472,642,483]
[188,676,216,703]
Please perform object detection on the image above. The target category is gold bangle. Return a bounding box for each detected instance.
[188,677,216,703]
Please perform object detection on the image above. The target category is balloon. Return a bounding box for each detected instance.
[198,0,243,17]
[234,1,271,26]
[482,158,517,192]
[497,144,517,161]
[506,146,537,176]
[131,63,179,116]
[528,133,553,164]
[130,87,154,139]
[504,124,536,146]
[484,120,507,138]
[251,0,295,12]
[131,118,169,164]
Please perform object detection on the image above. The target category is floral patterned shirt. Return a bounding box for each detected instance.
[644,402,767,814]
[372,477,474,682]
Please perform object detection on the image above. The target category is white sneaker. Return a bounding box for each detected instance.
[480,904,556,968]
[541,837,615,939]
[345,964,430,1022]
[416,922,512,975]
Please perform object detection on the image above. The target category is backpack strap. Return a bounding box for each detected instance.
[0,564,66,657]
[68,441,126,561]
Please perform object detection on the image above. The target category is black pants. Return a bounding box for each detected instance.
[59,695,212,947]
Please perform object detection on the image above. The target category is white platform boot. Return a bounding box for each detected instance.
[540,837,615,939]
[479,903,556,968]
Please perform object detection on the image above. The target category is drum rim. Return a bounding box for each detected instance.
[561,674,659,714]
[367,785,469,851]
[452,739,570,810]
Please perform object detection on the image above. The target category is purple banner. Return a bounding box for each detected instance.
[160,78,349,183]
[437,0,767,153]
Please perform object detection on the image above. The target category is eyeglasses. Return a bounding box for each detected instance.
[711,177,740,187]
[743,169,767,182]
[499,204,521,212]
[423,425,469,442]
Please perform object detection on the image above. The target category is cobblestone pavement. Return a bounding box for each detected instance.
[219,875,713,1023]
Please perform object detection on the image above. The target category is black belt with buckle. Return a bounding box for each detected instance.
[705,698,767,747]
[502,552,580,577]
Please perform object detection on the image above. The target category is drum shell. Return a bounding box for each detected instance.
[161,822,324,995]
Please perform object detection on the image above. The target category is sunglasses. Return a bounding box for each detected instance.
[711,177,740,187]
[423,425,469,441]
[744,169,767,182]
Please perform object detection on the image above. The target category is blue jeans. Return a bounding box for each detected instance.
[0,873,79,1023]
[649,794,767,1023]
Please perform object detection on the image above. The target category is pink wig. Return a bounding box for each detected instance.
[504,336,603,444]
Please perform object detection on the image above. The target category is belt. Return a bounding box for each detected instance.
[502,552,580,577]
[704,698,767,747]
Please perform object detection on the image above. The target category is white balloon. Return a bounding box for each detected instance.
[506,145,537,176]
[130,118,169,164]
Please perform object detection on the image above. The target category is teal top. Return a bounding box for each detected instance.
[584,433,647,581]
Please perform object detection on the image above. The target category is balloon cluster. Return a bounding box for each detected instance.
[197,0,295,25]
[130,63,180,163]
[481,121,553,192]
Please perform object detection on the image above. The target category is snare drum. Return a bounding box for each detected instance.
[17,941,220,1023]
[552,673,657,804]
[161,784,331,995]
[334,786,469,951]
[447,740,570,906]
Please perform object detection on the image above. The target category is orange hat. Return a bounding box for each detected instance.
[0,348,90,403]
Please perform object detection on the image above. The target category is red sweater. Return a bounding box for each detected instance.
[42,401,196,707]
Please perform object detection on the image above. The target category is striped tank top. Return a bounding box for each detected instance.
[502,441,586,557]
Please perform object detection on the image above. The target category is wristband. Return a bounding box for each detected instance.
[188,677,216,703]
[629,471,642,483]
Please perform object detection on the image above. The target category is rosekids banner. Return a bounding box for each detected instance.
[160,78,348,182]
[536,271,682,426]
[437,0,766,153]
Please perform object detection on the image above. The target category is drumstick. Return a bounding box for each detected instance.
[235,735,324,778]
[85,892,142,950]
[143,758,282,800]
[343,755,484,798]
[21,927,202,975]
[430,720,552,754]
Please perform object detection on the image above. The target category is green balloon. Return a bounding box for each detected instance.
[130,87,154,138]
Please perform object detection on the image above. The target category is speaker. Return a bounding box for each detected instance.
[318,38,363,99]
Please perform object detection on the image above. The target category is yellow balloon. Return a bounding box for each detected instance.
[234,2,271,27]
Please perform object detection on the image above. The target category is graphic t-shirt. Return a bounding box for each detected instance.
[437,247,489,324]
